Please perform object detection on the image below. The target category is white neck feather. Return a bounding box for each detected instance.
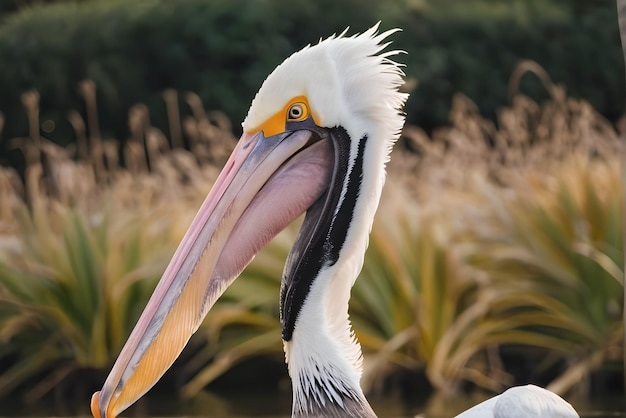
[273,24,408,417]
[284,124,393,417]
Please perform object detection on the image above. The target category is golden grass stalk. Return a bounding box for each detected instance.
[0,86,235,399]
[0,71,622,401]
[383,80,623,396]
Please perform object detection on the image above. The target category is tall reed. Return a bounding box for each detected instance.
[0,68,622,402]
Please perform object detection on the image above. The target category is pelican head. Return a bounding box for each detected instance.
[91,24,408,418]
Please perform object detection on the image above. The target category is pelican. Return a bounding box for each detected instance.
[91,25,580,418]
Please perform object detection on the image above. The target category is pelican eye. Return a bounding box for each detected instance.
[287,102,308,122]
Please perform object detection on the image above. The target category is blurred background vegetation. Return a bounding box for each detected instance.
[0,0,623,416]
[0,0,623,165]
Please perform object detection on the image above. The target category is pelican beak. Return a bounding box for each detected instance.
[91,128,333,418]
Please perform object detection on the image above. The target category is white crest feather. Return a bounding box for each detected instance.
[243,22,408,151]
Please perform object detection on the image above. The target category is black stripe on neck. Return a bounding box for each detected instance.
[280,127,367,342]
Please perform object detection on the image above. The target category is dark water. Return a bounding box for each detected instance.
[0,391,624,417]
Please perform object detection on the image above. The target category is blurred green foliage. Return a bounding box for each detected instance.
[0,162,196,401]
[0,0,623,160]
[397,0,624,129]
[0,0,79,17]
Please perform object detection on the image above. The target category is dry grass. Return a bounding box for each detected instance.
[374,67,623,396]
[0,87,235,400]
[0,66,622,401]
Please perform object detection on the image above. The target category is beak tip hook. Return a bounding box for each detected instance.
[90,391,103,418]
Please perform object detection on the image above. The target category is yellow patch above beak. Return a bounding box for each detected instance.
[247,95,320,137]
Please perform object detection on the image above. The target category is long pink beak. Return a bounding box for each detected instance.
[91,129,332,418]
